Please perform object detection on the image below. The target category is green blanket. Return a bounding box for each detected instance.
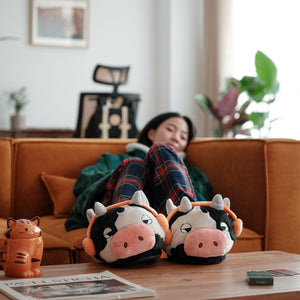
[65,149,146,231]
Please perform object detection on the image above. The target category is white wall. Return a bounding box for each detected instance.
[231,0,300,139]
[0,0,205,136]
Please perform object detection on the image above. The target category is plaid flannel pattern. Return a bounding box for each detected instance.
[102,143,195,215]
[102,157,146,206]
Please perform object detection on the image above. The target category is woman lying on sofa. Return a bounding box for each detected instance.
[65,112,212,231]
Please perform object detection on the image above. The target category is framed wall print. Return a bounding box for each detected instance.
[30,0,89,48]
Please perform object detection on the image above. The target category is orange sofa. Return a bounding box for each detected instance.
[1,137,300,265]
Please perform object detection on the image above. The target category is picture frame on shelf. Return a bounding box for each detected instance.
[30,0,89,48]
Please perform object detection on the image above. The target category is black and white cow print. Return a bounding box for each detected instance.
[82,190,169,265]
[163,194,243,264]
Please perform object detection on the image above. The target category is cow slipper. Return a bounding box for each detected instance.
[82,190,169,266]
[163,194,243,264]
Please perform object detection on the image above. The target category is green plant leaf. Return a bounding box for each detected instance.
[269,81,280,94]
[195,94,214,118]
[7,87,29,115]
[265,97,276,105]
[249,112,269,129]
[239,76,266,102]
[255,51,277,89]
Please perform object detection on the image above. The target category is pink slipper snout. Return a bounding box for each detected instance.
[184,228,228,258]
[111,224,155,259]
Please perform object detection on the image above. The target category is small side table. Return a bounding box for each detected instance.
[0,129,75,138]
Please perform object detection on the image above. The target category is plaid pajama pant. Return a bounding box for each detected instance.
[102,143,196,215]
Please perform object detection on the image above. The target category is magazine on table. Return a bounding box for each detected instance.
[0,270,156,300]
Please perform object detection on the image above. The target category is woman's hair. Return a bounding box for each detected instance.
[137,112,197,147]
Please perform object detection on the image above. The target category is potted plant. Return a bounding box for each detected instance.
[7,87,29,130]
[195,51,279,137]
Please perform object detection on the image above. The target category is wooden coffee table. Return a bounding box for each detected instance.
[1,251,300,299]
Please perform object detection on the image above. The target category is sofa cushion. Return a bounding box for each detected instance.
[40,216,87,250]
[230,228,263,253]
[39,216,95,264]
[41,232,74,265]
[41,172,76,218]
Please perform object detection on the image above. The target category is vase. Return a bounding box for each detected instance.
[10,115,26,130]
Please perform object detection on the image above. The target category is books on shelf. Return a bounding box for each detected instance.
[0,270,156,300]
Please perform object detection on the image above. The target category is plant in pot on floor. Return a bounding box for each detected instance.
[7,87,29,130]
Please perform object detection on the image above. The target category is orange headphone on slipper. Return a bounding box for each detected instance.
[82,200,170,256]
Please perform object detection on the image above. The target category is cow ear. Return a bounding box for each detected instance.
[179,196,193,213]
[223,197,231,209]
[131,190,150,207]
[166,199,177,216]
[94,202,107,217]
[210,194,224,210]
[86,209,95,223]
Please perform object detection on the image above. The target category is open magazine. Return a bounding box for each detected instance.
[0,271,156,300]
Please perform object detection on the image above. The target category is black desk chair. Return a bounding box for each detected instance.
[74,65,141,138]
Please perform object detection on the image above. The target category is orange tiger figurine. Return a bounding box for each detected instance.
[1,216,43,278]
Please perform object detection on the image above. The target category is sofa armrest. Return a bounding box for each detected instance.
[0,138,13,218]
[265,140,300,253]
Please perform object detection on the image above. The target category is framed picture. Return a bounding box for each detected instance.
[30,0,89,48]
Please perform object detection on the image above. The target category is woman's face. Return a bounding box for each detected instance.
[147,117,189,152]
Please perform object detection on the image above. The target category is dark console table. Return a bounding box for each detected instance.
[0,129,75,138]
